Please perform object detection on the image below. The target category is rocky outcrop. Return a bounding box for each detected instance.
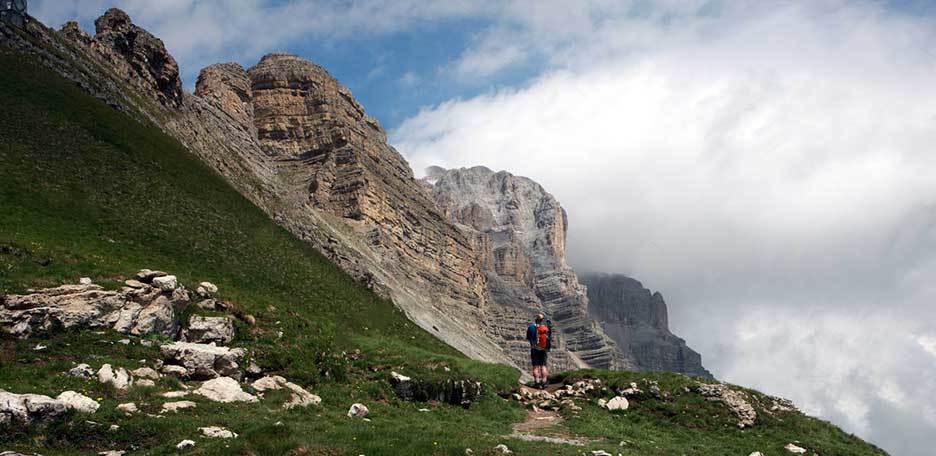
[160,342,245,380]
[0,391,67,424]
[0,280,189,339]
[580,273,711,378]
[182,316,234,344]
[91,8,182,106]
[431,166,628,372]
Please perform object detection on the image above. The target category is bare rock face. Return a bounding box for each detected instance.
[581,273,712,378]
[195,63,255,130]
[92,8,182,106]
[0,282,189,339]
[431,166,628,372]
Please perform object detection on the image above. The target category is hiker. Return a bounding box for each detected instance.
[527,313,551,388]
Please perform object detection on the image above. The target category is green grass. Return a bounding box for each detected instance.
[0,46,887,455]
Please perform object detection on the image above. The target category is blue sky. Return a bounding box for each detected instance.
[26,2,936,454]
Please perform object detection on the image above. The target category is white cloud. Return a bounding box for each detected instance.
[399,71,421,87]
[393,1,936,454]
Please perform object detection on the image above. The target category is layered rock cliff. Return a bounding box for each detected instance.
[430,166,629,372]
[1,8,708,378]
[581,273,712,378]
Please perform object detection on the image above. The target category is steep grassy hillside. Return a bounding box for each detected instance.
[0,50,886,455]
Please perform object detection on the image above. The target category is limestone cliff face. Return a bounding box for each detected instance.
[581,273,712,378]
[7,8,710,378]
[40,11,506,367]
[431,167,629,372]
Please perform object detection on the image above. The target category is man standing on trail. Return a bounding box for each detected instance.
[527,313,551,388]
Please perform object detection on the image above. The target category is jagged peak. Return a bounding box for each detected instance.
[94,8,133,36]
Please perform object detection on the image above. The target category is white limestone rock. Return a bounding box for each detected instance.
[116,402,138,414]
[160,341,245,379]
[251,375,320,409]
[182,316,234,344]
[200,426,237,439]
[785,443,807,454]
[56,391,99,414]
[161,401,197,413]
[0,390,67,424]
[347,403,369,418]
[194,377,257,403]
[604,396,629,411]
[98,364,130,391]
[152,275,178,292]
[68,363,95,379]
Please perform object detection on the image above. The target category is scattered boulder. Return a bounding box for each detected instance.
[251,376,320,409]
[196,282,218,298]
[161,401,197,413]
[68,363,95,379]
[0,390,67,424]
[136,269,167,282]
[99,451,125,456]
[56,391,99,414]
[200,426,237,439]
[785,443,807,454]
[130,367,160,380]
[175,439,196,450]
[591,451,612,456]
[160,342,245,379]
[194,377,257,403]
[604,396,629,411]
[347,403,369,418]
[124,279,145,289]
[152,275,178,292]
[79,277,93,285]
[161,391,189,398]
[696,383,757,428]
[161,365,188,377]
[182,316,234,344]
[98,364,130,391]
[493,444,512,454]
[116,403,138,414]
[749,452,765,456]
[134,379,156,388]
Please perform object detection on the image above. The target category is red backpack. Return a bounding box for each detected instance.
[535,324,550,350]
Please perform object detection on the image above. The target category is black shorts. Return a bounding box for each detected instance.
[531,348,548,366]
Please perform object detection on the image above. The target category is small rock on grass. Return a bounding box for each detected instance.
[194,377,257,403]
[117,403,138,414]
[200,426,237,439]
[493,444,512,454]
[176,439,195,450]
[69,363,95,379]
[57,391,99,414]
[785,443,807,454]
[347,403,369,418]
[161,401,197,413]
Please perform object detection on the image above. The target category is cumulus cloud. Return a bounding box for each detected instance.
[394,1,936,454]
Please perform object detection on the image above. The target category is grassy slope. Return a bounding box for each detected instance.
[0,51,885,455]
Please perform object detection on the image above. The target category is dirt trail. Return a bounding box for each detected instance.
[508,385,591,446]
